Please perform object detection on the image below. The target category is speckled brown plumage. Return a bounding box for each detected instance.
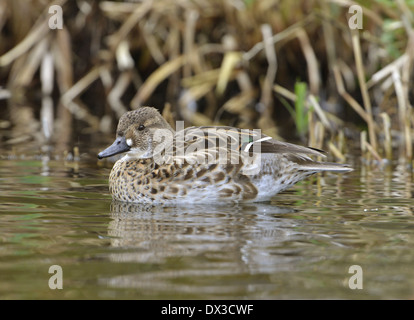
[98,106,352,204]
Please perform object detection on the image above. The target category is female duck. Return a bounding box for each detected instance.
[98,107,351,203]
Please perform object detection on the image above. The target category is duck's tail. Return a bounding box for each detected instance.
[298,161,353,173]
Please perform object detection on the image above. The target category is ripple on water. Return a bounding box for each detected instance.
[0,159,414,299]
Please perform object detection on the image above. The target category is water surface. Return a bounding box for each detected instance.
[0,157,413,299]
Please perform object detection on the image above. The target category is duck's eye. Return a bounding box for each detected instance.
[138,125,145,131]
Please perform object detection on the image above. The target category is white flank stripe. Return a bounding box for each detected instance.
[243,136,272,152]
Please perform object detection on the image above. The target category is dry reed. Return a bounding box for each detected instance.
[0,0,412,165]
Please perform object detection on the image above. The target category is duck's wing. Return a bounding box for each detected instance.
[181,126,326,157]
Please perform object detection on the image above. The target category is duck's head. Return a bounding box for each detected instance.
[97,107,174,160]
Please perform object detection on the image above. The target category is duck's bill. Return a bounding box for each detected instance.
[97,136,130,159]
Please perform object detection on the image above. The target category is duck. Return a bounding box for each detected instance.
[98,106,352,204]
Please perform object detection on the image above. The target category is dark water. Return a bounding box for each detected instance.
[0,156,413,299]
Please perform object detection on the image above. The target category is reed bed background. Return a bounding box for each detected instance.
[0,0,413,165]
